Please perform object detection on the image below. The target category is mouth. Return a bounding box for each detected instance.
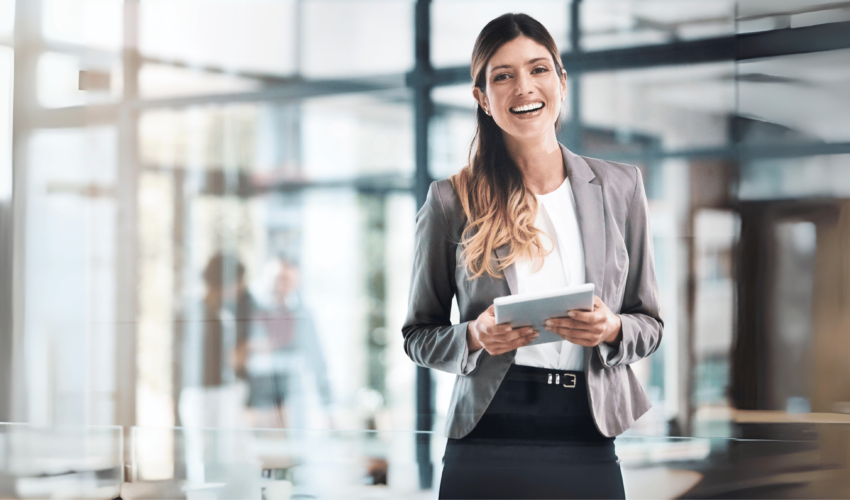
[509,102,545,114]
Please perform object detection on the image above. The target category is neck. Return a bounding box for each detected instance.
[502,130,565,195]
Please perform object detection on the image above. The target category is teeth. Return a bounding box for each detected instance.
[511,102,544,113]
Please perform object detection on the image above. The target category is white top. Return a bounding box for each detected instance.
[513,176,587,370]
[461,176,588,374]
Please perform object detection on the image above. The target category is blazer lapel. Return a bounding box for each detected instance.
[561,145,606,295]
[495,244,518,295]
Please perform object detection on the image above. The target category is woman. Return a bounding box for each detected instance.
[402,13,663,499]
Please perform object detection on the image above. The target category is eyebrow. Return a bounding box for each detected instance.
[490,57,550,72]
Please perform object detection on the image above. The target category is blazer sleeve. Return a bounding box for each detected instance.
[402,182,478,375]
[597,167,664,368]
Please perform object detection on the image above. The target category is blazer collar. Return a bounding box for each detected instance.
[560,143,596,183]
[496,144,606,296]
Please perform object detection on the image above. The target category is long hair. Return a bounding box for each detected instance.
[451,13,565,279]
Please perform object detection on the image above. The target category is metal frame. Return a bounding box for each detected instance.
[412,0,435,489]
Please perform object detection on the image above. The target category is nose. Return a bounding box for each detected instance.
[513,72,534,96]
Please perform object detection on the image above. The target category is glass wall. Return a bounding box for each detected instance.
[3,0,850,456]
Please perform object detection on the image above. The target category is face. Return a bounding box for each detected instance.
[473,36,567,141]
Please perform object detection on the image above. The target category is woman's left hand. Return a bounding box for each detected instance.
[545,296,622,347]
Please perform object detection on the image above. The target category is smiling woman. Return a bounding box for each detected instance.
[402,12,663,499]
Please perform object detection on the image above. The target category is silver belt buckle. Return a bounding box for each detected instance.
[547,373,577,388]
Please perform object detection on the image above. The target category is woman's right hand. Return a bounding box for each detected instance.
[467,304,538,356]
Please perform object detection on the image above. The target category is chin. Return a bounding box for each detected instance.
[504,123,554,141]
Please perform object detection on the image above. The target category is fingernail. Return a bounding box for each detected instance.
[568,312,576,318]
[544,320,552,327]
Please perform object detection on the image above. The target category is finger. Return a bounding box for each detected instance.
[594,295,607,312]
[483,323,516,337]
[485,340,528,356]
[569,310,606,326]
[485,328,538,349]
[485,304,495,316]
[487,326,535,343]
[492,324,536,337]
[554,327,600,340]
[546,317,593,332]
[509,332,538,350]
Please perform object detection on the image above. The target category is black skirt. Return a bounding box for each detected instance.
[439,364,626,500]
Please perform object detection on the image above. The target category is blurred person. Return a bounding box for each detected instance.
[402,13,663,499]
[243,256,333,429]
[178,252,255,429]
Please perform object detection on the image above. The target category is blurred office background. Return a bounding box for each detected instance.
[1,0,850,497]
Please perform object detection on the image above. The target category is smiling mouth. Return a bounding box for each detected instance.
[510,102,545,114]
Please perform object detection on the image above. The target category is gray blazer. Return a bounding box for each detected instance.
[402,144,663,439]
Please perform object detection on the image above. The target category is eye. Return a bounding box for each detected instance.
[493,73,509,82]
[532,66,549,74]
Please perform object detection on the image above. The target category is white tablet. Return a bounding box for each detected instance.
[493,283,595,346]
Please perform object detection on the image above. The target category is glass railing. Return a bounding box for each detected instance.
[1,422,847,499]
[0,423,123,499]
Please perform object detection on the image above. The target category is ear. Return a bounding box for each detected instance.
[560,69,568,101]
[472,86,489,114]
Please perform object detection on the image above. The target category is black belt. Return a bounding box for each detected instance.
[505,367,581,388]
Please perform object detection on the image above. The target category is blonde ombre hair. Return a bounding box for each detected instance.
[451,13,565,279]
